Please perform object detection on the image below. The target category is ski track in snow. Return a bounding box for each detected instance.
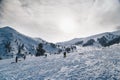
[0,45,120,80]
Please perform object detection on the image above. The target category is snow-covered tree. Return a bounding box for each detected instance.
[4,41,11,53]
[36,43,45,56]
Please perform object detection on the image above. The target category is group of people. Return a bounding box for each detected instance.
[15,54,26,63]
[15,52,67,63]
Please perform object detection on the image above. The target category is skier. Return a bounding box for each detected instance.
[44,54,47,58]
[63,52,66,58]
[15,56,18,63]
[23,55,26,60]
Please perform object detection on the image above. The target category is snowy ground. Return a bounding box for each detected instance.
[0,45,120,80]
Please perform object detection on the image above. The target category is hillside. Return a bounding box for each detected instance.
[1,26,120,59]
[0,44,120,80]
[57,30,120,47]
[0,26,60,59]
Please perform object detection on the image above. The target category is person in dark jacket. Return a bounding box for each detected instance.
[15,56,18,63]
[23,55,26,60]
[63,52,66,58]
[44,54,47,58]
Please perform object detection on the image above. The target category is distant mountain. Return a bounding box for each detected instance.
[57,30,120,47]
[0,26,60,59]
[1,26,120,60]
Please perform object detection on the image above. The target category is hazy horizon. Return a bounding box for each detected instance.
[0,0,120,42]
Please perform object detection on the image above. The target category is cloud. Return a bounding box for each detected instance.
[0,0,120,42]
[0,0,4,17]
[92,0,120,28]
[116,26,120,30]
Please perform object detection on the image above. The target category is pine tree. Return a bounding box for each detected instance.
[5,41,11,53]
[17,44,25,58]
[65,47,71,53]
[50,43,56,48]
[36,43,45,56]
[17,44,24,54]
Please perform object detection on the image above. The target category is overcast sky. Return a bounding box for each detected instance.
[0,0,120,43]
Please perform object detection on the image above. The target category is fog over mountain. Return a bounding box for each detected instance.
[0,0,120,42]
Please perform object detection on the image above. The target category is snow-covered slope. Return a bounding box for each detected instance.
[0,44,120,80]
[0,26,60,59]
[57,30,120,47]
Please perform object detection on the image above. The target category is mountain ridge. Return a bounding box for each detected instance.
[1,26,120,59]
[57,30,120,47]
[0,26,60,59]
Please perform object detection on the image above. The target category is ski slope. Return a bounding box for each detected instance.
[0,45,120,80]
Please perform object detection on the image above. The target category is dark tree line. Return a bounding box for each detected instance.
[4,41,11,53]
[36,43,45,56]
[97,36,120,47]
[83,39,95,47]
[65,46,76,53]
